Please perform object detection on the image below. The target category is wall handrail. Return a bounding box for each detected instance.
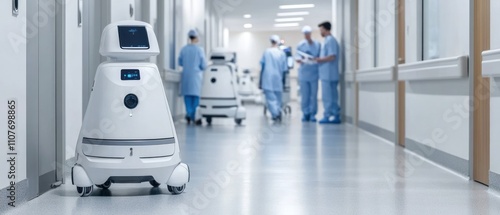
[356,66,395,82]
[398,55,469,81]
[482,49,500,77]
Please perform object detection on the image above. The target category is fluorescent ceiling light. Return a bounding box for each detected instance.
[275,17,304,22]
[274,23,300,28]
[279,4,315,9]
[243,23,253,28]
[243,14,251,18]
[277,11,310,17]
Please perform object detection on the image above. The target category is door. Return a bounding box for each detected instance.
[27,0,60,196]
[38,0,57,193]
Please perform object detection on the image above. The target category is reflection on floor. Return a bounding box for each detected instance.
[6,104,500,215]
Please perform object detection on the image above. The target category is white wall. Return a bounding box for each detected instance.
[359,82,395,133]
[110,0,135,21]
[405,0,419,63]
[0,0,27,188]
[356,0,396,136]
[406,80,470,160]
[490,78,500,174]
[342,0,357,122]
[358,0,375,69]
[175,0,207,66]
[490,1,500,175]
[64,0,83,161]
[492,0,500,50]
[376,0,395,67]
[402,0,470,168]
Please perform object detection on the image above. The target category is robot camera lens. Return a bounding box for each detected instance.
[211,78,217,83]
[124,94,139,109]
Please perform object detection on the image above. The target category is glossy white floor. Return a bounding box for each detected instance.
[6,104,500,215]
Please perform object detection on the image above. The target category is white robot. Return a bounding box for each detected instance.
[196,48,246,125]
[237,69,263,104]
[72,21,189,197]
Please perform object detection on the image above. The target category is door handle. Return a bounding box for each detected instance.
[12,0,19,16]
[78,0,82,27]
[129,3,134,18]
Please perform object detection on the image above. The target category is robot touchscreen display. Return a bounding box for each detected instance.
[118,26,150,49]
[121,69,141,80]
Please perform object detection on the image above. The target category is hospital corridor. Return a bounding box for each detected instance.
[2,0,500,215]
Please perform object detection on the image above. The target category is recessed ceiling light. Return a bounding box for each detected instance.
[274,23,300,28]
[243,14,251,18]
[279,4,315,10]
[243,23,253,29]
[277,11,310,17]
[275,17,304,22]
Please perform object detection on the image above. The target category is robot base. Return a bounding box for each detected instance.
[72,163,190,197]
[196,100,246,125]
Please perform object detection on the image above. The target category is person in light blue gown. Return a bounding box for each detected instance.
[178,29,207,125]
[260,35,288,122]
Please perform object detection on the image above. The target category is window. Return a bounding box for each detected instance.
[423,0,469,60]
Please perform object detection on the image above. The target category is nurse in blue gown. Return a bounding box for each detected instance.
[315,21,341,124]
[260,35,288,122]
[296,26,321,122]
[178,29,207,125]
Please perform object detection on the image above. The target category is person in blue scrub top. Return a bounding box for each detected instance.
[296,26,321,122]
[260,35,288,122]
[178,29,207,125]
[315,21,341,124]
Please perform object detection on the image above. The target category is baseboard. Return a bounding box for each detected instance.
[406,138,469,176]
[0,179,30,213]
[358,120,395,143]
[344,115,354,124]
[490,171,500,192]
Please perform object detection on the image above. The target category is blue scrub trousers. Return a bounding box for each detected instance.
[264,90,282,118]
[184,95,200,120]
[300,80,318,117]
[321,80,340,118]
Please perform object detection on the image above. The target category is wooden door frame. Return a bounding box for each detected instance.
[396,0,405,147]
[470,0,490,185]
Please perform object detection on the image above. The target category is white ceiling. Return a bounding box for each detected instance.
[222,0,333,32]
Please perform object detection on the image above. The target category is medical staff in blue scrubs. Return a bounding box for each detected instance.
[315,21,341,124]
[260,35,288,122]
[179,29,207,125]
[296,26,321,122]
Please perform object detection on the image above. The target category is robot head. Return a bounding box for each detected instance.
[210,47,237,64]
[99,20,160,61]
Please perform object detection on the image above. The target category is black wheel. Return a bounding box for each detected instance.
[149,180,161,187]
[235,119,243,125]
[77,186,93,197]
[195,119,202,126]
[286,106,292,114]
[168,184,186,195]
[96,180,111,189]
[206,117,212,125]
[263,107,267,115]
